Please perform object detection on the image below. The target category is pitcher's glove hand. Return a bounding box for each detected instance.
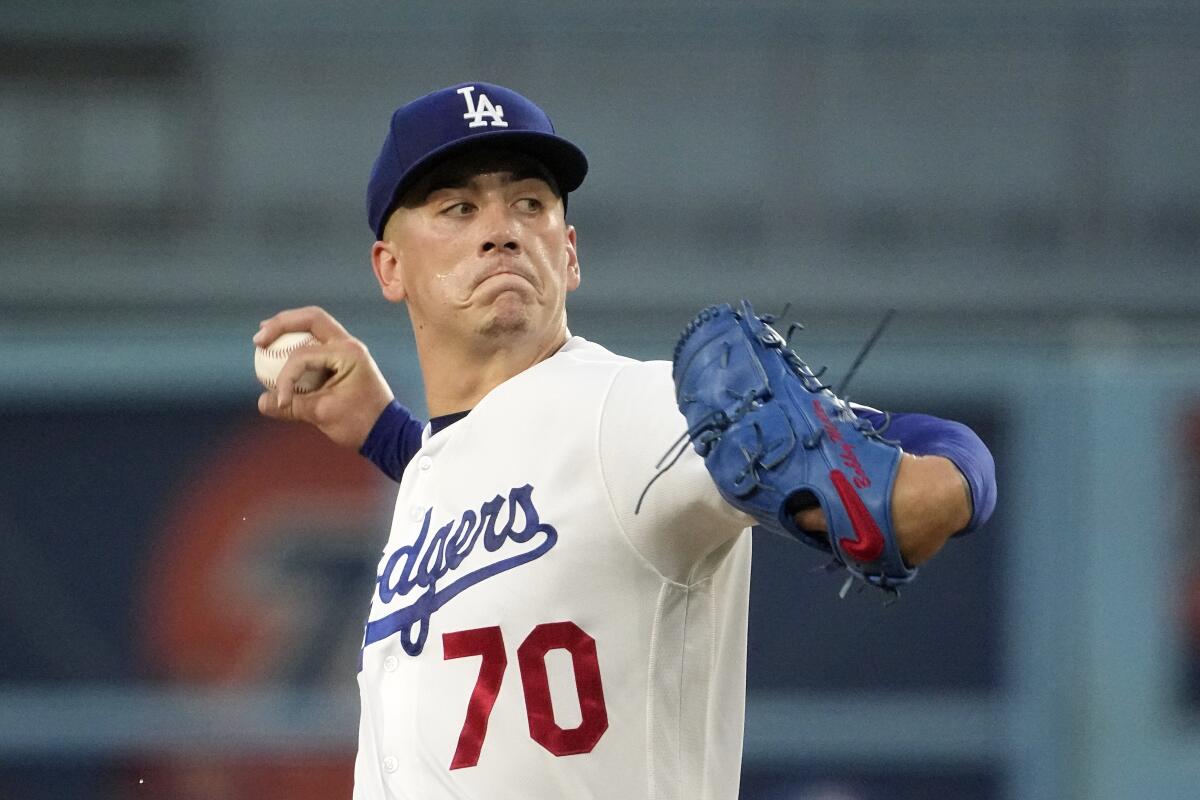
[672,301,916,591]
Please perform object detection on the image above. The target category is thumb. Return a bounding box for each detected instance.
[257,389,317,424]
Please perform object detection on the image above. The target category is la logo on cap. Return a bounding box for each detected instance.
[457,85,508,129]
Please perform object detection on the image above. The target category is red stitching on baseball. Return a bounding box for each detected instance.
[264,334,318,358]
[257,334,322,393]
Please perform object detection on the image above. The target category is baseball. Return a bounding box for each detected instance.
[254,331,329,393]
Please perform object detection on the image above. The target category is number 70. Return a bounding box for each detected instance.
[443,621,609,769]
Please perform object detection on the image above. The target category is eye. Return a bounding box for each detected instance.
[442,201,474,216]
[515,197,543,213]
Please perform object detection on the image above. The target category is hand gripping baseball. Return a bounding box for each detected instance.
[671,301,916,592]
[254,306,395,450]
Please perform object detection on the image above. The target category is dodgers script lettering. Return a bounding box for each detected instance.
[363,484,557,656]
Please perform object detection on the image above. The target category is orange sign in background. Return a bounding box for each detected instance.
[136,418,394,799]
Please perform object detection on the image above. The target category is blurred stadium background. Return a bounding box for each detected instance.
[1,1,1198,798]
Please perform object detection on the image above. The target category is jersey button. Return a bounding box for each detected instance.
[409,505,424,521]
[418,456,433,471]
[382,756,398,773]
[383,656,398,672]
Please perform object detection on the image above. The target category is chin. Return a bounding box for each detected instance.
[478,293,535,338]
[479,313,531,338]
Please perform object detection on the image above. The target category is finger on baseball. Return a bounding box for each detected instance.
[274,349,336,408]
[254,306,349,346]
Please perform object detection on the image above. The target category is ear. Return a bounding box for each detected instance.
[371,240,408,303]
[564,224,581,292]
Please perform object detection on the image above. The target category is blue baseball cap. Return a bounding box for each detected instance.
[366,82,589,239]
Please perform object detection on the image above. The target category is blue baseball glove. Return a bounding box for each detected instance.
[672,301,916,592]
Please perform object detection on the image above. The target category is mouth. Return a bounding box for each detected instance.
[476,267,536,291]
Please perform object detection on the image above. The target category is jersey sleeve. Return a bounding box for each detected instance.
[855,408,997,534]
[358,399,426,483]
[597,360,753,584]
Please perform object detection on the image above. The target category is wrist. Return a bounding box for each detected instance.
[891,454,971,565]
[359,398,405,455]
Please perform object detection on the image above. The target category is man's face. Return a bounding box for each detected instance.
[377,151,579,347]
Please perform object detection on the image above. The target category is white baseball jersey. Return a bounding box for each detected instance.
[354,337,754,800]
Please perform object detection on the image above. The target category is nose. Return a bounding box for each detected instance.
[478,203,521,256]
[481,239,519,254]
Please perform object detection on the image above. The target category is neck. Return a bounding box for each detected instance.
[415,325,571,417]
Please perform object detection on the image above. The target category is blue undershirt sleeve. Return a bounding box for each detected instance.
[358,399,426,483]
[856,409,997,534]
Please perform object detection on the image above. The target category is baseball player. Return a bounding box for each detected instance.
[254,82,996,800]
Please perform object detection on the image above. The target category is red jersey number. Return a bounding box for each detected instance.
[442,621,608,769]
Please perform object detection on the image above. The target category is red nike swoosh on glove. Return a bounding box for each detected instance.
[829,469,885,562]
